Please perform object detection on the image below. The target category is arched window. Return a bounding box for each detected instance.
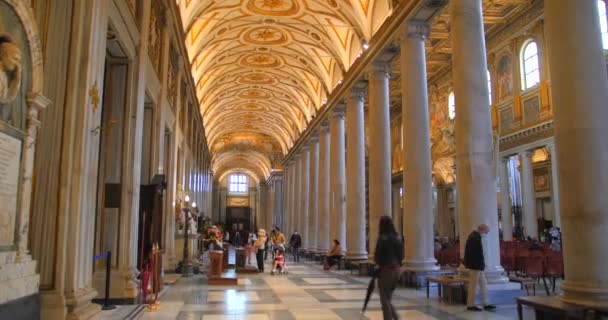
[487,69,493,105]
[599,0,608,49]
[521,40,540,90]
[448,91,455,120]
[229,174,248,194]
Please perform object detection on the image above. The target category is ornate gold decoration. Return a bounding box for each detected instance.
[90,82,100,113]
[245,0,301,16]
[243,27,289,45]
[240,53,282,68]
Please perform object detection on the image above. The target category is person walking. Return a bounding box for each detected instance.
[254,229,267,272]
[289,231,302,262]
[375,216,403,320]
[464,224,496,311]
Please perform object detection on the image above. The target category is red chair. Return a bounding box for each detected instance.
[501,245,517,275]
[515,249,529,274]
[524,252,551,295]
[544,251,564,293]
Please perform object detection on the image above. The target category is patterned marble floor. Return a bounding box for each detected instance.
[138,259,535,320]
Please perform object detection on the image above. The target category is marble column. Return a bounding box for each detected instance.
[288,160,297,236]
[294,154,302,235]
[282,166,289,235]
[300,146,311,249]
[309,135,320,252]
[499,158,514,241]
[401,21,438,271]
[345,88,368,260]
[317,121,331,252]
[368,62,393,257]
[391,187,402,234]
[450,0,506,282]
[330,106,347,250]
[547,144,561,228]
[520,151,538,239]
[436,186,451,238]
[273,176,283,231]
[545,0,608,307]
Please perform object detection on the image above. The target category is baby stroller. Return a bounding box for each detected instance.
[270,245,288,275]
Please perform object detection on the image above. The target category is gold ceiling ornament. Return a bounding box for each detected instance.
[245,0,301,16]
[240,53,282,68]
[243,26,290,45]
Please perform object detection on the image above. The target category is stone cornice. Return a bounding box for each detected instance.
[499,121,554,153]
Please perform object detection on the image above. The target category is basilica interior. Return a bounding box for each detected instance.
[1,0,608,319]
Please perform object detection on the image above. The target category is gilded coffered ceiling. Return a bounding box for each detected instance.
[180,0,392,180]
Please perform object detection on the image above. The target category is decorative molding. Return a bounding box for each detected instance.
[500,121,554,152]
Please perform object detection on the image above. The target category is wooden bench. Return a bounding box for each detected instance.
[510,276,538,296]
[426,275,468,304]
[349,260,375,276]
[516,296,608,320]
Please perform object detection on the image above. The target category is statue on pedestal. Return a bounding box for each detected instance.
[0,36,20,103]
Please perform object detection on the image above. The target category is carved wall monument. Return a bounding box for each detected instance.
[0,0,48,318]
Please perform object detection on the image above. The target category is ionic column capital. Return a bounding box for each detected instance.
[349,87,367,102]
[332,104,346,119]
[520,150,534,159]
[399,20,430,42]
[368,61,391,79]
[309,133,319,144]
[320,119,330,133]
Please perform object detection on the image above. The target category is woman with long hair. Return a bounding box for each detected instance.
[375,215,403,320]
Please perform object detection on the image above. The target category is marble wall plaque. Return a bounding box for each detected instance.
[0,131,21,248]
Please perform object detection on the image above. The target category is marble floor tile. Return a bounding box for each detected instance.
[133,260,533,320]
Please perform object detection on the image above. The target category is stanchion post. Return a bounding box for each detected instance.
[102,251,116,310]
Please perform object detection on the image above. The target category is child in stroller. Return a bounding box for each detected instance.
[271,245,287,275]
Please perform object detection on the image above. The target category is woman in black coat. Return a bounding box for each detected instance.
[375,216,404,320]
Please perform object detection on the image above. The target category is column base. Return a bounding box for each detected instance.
[42,286,101,320]
[560,280,608,308]
[162,253,178,272]
[403,258,439,272]
[92,268,139,303]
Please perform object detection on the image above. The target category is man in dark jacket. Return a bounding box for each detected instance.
[464,224,496,311]
[289,231,302,262]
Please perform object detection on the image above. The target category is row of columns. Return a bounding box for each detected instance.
[498,144,562,242]
[282,0,506,275]
[282,0,608,307]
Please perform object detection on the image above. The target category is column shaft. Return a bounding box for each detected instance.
[317,123,331,252]
[545,0,608,307]
[450,0,506,282]
[329,108,347,249]
[401,21,438,271]
[294,155,302,235]
[548,145,561,228]
[346,89,368,260]
[309,137,320,252]
[499,159,514,241]
[300,147,310,249]
[520,151,538,239]
[368,62,392,257]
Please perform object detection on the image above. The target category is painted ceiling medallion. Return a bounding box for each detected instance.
[238,89,272,100]
[238,73,276,85]
[240,53,282,68]
[245,0,301,17]
[243,26,289,45]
